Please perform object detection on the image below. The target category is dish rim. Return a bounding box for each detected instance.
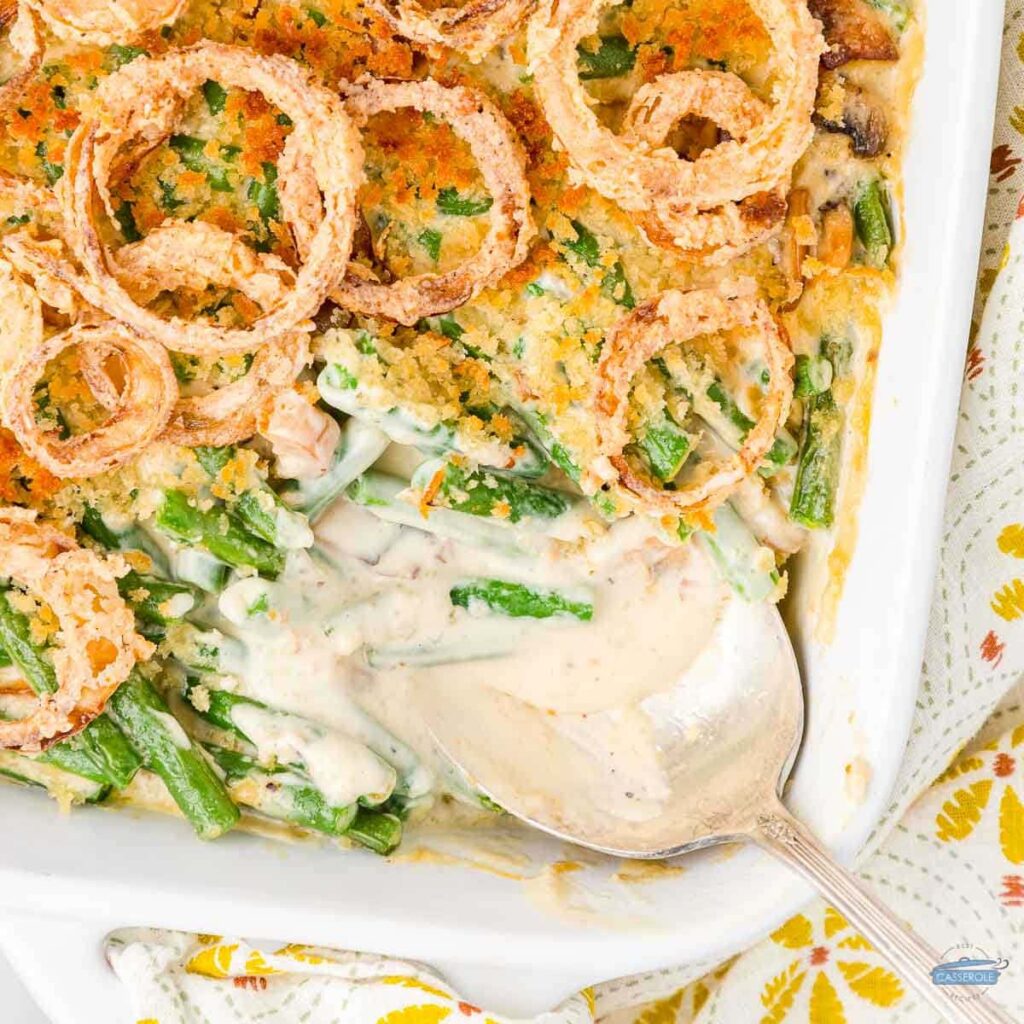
[0,2,1005,1018]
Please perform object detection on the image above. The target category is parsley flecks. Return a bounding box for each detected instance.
[202,80,227,115]
[247,162,280,224]
[114,201,141,243]
[106,44,149,70]
[436,187,493,217]
[576,35,636,80]
[170,134,233,192]
[417,228,442,261]
[157,178,185,212]
[34,142,63,186]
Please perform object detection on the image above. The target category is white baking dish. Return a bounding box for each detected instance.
[0,4,1002,1020]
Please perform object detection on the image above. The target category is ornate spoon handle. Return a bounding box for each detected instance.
[751,799,1014,1024]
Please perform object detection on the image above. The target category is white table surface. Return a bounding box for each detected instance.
[0,948,48,1024]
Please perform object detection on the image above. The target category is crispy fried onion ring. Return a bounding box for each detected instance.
[1,321,177,476]
[593,287,793,513]
[527,0,822,213]
[22,0,183,45]
[0,508,152,752]
[112,221,311,445]
[368,0,536,63]
[0,253,43,378]
[3,231,106,324]
[62,42,364,356]
[622,71,788,264]
[280,77,534,326]
[0,0,43,111]
[0,170,60,217]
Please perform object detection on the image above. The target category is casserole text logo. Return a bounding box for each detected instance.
[930,944,1009,1000]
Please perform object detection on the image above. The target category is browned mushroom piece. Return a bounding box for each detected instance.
[816,79,888,157]
[808,0,898,69]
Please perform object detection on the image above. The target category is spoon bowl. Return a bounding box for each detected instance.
[419,599,1012,1024]
[421,598,800,857]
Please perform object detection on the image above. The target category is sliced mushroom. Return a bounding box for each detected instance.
[808,0,898,69]
[816,77,888,157]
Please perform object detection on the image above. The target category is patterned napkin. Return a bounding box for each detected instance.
[105,5,1024,1023]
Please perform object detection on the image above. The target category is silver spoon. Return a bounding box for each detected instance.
[419,599,1013,1024]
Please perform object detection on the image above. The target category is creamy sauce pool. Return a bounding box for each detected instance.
[180,456,740,825]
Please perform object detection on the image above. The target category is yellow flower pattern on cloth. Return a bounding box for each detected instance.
[106,929,598,1024]
[936,725,1024,865]
[990,525,1024,622]
[759,910,903,1024]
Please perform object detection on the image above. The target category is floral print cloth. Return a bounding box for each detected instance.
[107,4,1024,1023]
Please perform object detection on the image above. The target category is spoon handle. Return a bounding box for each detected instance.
[752,801,1014,1024]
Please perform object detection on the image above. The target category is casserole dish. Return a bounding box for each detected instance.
[0,1,1002,1019]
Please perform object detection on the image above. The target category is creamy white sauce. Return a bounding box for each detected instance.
[192,458,744,825]
[161,592,197,620]
[152,710,192,750]
[230,702,396,808]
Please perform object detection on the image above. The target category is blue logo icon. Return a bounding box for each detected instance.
[931,945,1009,992]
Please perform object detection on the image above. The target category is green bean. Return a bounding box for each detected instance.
[699,502,780,602]
[34,739,109,785]
[823,336,853,377]
[107,672,239,839]
[205,744,359,837]
[80,504,170,574]
[155,490,285,579]
[173,549,230,594]
[80,503,122,549]
[193,445,233,478]
[450,579,593,621]
[39,715,142,789]
[0,751,111,804]
[794,354,834,398]
[280,419,390,523]
[703,379,799,474]
[344,807,403,855]
[165,624,246,676]
[346,471,529,555]
[637,413,693,482]
[0,591,57,694]
[655,360,797,476]
[411,459,570,524]
[184,684,260,743]
[515,407,582,482]
[317,364,546,478]
[789,390,843,529]
[118,571,202,625]
[0,591,144,787]
[195,445,313,549]
[232,490,313,549]
[183,680,396,807]
[853,179,893,268]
